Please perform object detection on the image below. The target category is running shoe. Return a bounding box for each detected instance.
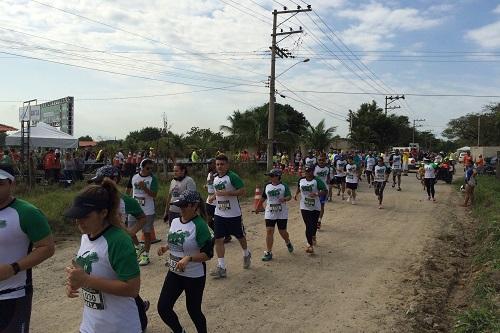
[210,266,227,279]
[138,254,150,266]
[286,242,294,253]
[346,196,351,203]
[135,244,145,258]
[378,205,383,209]
[351,199,356,205]
[392,183,396,188]
[261,251,273,261]
[243,252,252,269]
[397,187,401,191]
[428,196,431,200]
[305,246,314,254]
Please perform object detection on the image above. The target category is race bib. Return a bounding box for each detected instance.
[134,196,146,206]
[304,197,315,207]
[347,173,354,180]
[82,287,104,310]
[269,203,282,213]
[167,254,182,272]
[217,200,231,211]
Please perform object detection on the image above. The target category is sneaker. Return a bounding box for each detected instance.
[378,205,383,209]
[243,252,252,269]
[351,199,356,205]
[286,242,294,253]
[397,187,401,191]
[392,183,395,188]
[428,196,431,201]
[305,246,314,254]
[135,244,145,258]
[138,254,150,266]
[346,196,351,203]
[210,266,227,279]
[261,251,272,261]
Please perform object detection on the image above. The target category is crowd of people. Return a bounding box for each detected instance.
[1,143,485,333]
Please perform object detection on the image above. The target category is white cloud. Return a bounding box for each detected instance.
[494,4,500,14]
[465,5,500,49]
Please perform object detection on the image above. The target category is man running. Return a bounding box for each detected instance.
[373,157,390,209]
[335,154,347,200]
[127,159,159,266]
[304,150,317,167]
[345,156,359,205]
[365,152,376,187]
[390,149,403,191]
[313,155,330,229]
[208,154,250,278]
[0,169,55,332]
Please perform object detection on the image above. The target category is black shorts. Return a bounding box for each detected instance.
[365,170,372,176]
[214,215,245,239]
[265,219,288,230]
[0,290,33,333]
[335,176,346,184]
[346,182,358,190]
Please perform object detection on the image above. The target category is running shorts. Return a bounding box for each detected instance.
[128,214,155,232]
[335,176,346,184]
[265,219,288,230]
[392,169,402,176]
[365,170,372,176]
[346,182,358,190]
[214,215,245,239]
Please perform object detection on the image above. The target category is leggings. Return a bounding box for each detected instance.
[0,289,33,333]
[424,178,435,198]
[374,181,386,203]
[157,270,207,333]
[301,210,320,246]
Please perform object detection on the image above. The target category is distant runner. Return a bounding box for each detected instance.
[335,154,347,200]
[313,156,330,229]
[423,158,437,202]
[373,157,390,209]
[390,149,403,191]
[304,150,317,167]
[345,156,359,205]
[365,152,376,187]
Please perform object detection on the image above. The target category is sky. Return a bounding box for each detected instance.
[1,0,500,141]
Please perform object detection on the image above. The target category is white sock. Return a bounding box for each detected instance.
[243,248,250,256]
[217,258,226,268]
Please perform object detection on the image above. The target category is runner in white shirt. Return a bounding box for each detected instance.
[345,156,359,205]
[256,168,293,261]
[294,165,327,254]
[304,150,317,167]
[390,149,403,191]
[164,163,197,225]
[365,152,376,187]
[335,155,347,200]
[373,157,390,209]
[423,158,438,202]
[313,156,330,229]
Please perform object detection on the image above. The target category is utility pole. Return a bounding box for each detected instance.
[412,118,425,146]
[267,5,311,171]
[348,109,353,137]
[477,115,480,146]
[385,95,405,115]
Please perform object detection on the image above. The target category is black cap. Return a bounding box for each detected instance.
[171,190,202,207]
[64,195,109,219]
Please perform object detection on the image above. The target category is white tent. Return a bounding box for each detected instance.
[5,122,78,149]
[457,146,471,152]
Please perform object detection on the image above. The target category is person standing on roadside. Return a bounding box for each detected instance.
[461,165,477,207]
[390,149,403,191]
[257,168,293,261]
[157,190,213,333]
[294,165,327,254]
[127,159,159,266]
[0,168,55,332]
[423,158,437,202]
[373,157,390,209]
[208,154,250,278]
[163,164,196,225]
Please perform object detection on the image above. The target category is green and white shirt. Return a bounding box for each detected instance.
[167,216,212,278]
[76,225,141,333]
[314,165,330,186]
[391,154,402,170]
[169,176,197,214]
[374,165,388,182]
[297,177,327,211]
[131,173,158,215]
[262,182,291,220]
[0,199,51,300]
[119,193,144,223]
[346,163,358,184]
[213,171,244,218]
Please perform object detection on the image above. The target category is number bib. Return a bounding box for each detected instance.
[269,203,282,213]
[347,174,354,180]
[82,287,104,310]
[217,200,231,211]
[167,254,182,272]
[134,196,146,206]
[304,197,315,207]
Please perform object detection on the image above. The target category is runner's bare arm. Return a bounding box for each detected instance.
[15,234,55,274]
[128,214,147,235]
[216,188,245,197]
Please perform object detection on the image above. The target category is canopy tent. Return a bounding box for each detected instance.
[457,146,471,152]
[5,122,78,149]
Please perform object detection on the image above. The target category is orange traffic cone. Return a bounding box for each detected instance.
[253,186,265,213]
[141,226,161,244]
[298,164,303,177]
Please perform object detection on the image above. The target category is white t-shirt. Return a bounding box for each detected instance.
[335,160,347,177]
[314,165,330,185]
[383,155,390,166]
[130,173,158,215]
[345,164,358,183]
[391,155,402,170]
[374,165,388,182]
[169,176,197,213]
[305,157,317,166]
[214,171,244,218]
[167,216,212,278]
[76,226,141,333]
[262,182,291,220]
[424,164,437,179]
[366,157,376,170]
[297,177,327,211]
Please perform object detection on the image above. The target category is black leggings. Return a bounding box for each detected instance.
[0,290,33,333]
[374,181,386,203]
[301,210,320,246]
[157,270,207,333]
[424,178,435,198]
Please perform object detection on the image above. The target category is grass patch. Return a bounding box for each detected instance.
[452,175,500,333]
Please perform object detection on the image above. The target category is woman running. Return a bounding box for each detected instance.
[164,163,197,225]
[365,152,376,187]
[423,158,437,201]
[257,168,293,261]
[64,179,144,333]
[373,157,390,209]
[345,155,359,205]
[157,190,213,333]
[294,165,327,254]
[313,156,330,229]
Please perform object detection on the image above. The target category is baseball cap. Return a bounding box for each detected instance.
[304,165,314,172]
[64,195,109,219]
[171,190,202,207]
[0,169,14,182]
[91,165,120,182]
[265,168,282,177]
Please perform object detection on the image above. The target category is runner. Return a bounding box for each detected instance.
[157,190,213,333]
[164,163,197,225]
[365,152,376,188]
[64,179,145,333]
[313,155,330,229]
[294,165,327,254]
[373,157,390,209]
[423,158,437,202]
[345,156,359,205]
[127,159,159,266]
[335,154,347,200]
[257,168,293,261]
[208,154,250,278]
[0,168,55,332]
[304,150,317,167]
[390,149,403,191]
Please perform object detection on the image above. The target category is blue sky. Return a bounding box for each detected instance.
[1,0,500,141]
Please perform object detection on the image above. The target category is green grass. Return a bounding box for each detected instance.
[452,175,500,333]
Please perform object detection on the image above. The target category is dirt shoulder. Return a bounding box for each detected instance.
[31,174,460,332]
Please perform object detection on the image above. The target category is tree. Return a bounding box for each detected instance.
[125,127,162,143]
[184,127,226,159]
[305,119,337,151]
[78,135,93,141]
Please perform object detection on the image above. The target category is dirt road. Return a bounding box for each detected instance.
[31,174,455,332]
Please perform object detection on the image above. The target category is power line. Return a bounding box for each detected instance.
[284,89,500,98]
[219,0,270,24]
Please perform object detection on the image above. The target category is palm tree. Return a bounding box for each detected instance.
[305,119,337,152]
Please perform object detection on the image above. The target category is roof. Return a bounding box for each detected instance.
[79,141,97,147]
[0,123,18,132]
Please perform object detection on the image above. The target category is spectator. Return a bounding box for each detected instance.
[43,149,56,182]
[475,154,484,173]
[0,149,14,175]
[74,151,85,181]
[62,152,76,181]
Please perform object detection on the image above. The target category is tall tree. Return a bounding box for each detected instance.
[305,119,337,151]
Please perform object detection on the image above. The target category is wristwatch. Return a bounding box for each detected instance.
[10,262,20,275]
